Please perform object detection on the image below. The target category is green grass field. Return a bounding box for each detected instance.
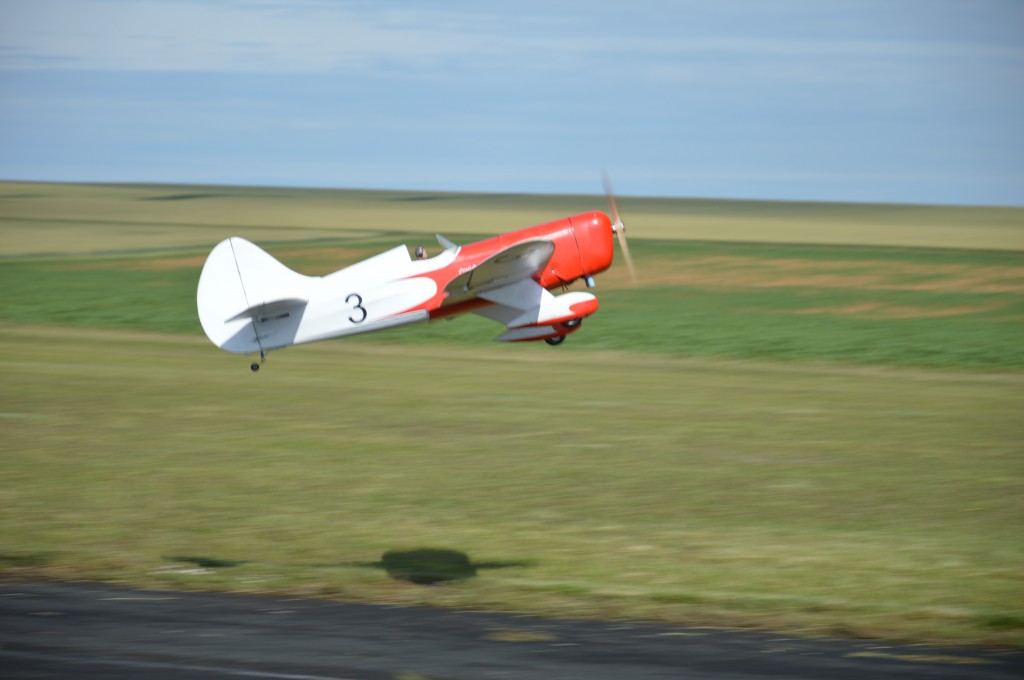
[1,181,1022,647]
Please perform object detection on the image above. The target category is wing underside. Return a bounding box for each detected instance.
[441,240,554,306]
[437,238,597,342]
[472,277,598,343]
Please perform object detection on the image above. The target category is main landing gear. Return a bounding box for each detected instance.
[545,317,582,345]
[250,350,266,372]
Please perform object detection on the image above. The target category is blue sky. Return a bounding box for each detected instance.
[1,0,1022,205]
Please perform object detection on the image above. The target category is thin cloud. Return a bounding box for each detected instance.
[0,0,502,72]
[1,0,1021,204]
[4,0,1020,100]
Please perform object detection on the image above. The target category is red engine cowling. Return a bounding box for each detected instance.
[486,211,614,289]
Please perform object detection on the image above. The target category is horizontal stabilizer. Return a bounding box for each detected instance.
[226,297,307,323]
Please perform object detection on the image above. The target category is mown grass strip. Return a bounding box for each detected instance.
[2,237,1020,368]
[3,181,1023,255]
[1,326,1021,646]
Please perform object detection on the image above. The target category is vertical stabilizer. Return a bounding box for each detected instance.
[197,238,312,353]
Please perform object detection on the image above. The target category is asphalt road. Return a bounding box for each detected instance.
[1,581,1020,679]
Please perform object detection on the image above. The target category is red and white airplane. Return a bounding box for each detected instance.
[197,196,635,371]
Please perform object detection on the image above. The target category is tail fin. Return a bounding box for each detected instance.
[197,238,312,353]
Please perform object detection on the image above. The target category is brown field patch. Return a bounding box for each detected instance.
[135,255,210,271]
[52,247,371,274]
[54,255,209,272]
[134,247,370,274]
[633,255,1024,294]
[270,247,372,274]
[40,247,1024,298]
[793,300,1013,319]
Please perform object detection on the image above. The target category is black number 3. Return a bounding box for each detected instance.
[346,293,367,323]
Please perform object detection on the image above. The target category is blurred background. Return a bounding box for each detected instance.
[1,0,1022,652]
[1,0,1022,205]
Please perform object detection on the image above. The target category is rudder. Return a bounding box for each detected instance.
[197,238,312,353]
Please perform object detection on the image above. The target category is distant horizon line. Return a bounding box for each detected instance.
[2,177,1023,211]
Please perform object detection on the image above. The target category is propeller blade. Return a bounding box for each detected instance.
[616,224,638,285]
[603,172,621,227]
[603,172,637,285]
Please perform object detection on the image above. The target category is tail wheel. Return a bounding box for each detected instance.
[545,335,565,346]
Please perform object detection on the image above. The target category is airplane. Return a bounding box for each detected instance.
[197,193,636,372]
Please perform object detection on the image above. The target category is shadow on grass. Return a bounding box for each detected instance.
[0,551,55,568]
[359,548,533,585]
[159,550,531,586]
[166,555,249,569]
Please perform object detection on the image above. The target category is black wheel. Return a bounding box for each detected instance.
[545,335,565,346]
[563,318,582,329]
[250,362,260,372]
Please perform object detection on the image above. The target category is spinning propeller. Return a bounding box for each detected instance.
[602,173,638,285]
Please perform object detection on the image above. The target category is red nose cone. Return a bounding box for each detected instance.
[569,211,614,277]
